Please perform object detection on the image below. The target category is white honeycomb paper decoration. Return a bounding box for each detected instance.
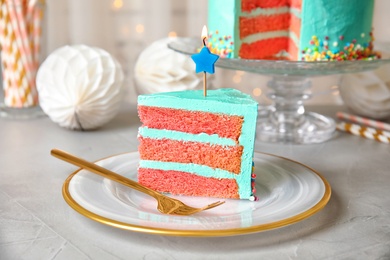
[37,45,125,130]
[340,64,390,119]
[134,37,205,94]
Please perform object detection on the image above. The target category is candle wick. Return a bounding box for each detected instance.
[203,37,207,46]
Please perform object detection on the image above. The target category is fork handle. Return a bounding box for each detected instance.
[51,149,161,199]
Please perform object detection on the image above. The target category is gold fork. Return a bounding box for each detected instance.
[51,149,225,215]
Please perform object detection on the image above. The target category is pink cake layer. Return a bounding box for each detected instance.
[241,0,290,12]
[240,37,288,59]
[138,168,240,199]
[290,13,301,38]
[240,12,291,39]
[288,38,299,60]
[290,0,302,9]
[139,137,243,174]
[138,106,243,142]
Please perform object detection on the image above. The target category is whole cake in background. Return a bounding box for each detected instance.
[137,88,258,200]
[208,0,380,61]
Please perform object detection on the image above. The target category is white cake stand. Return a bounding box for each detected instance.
[168,38,390,144]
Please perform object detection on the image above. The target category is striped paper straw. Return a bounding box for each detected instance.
[26,0,37,59]
[0,3,12,104]
[0,0,41,107]
[7,0,31,60]
[336,121,390,144]
[25,0,44,83]
[336,112,390,132]
[2,2,30,107]
[1,3,23,107]
[7,0,35,79]
[30,0,44,67]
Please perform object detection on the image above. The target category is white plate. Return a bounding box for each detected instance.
[63,152,331,237]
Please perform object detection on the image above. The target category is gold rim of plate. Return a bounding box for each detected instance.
[62,152,331,237]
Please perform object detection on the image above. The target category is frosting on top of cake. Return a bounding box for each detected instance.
[138,88,258,115]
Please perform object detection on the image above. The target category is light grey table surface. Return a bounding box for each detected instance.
[1,102,389,260]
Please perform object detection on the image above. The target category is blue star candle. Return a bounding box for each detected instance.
[191,26,219,96]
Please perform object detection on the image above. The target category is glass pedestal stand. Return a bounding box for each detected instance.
[257,76,334,143]
[168,38,390,144]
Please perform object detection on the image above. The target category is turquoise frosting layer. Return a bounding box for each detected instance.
[139,127,236,146]
[138,88,257,115]
[140,160,235,179]
[138,88,258,199]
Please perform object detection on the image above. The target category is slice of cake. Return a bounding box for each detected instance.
[208,0,379,61]
[137,88,258,200]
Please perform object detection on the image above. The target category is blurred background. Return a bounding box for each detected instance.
[24,0,390,106]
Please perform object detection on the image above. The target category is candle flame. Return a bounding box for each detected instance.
[201,25,208,39]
